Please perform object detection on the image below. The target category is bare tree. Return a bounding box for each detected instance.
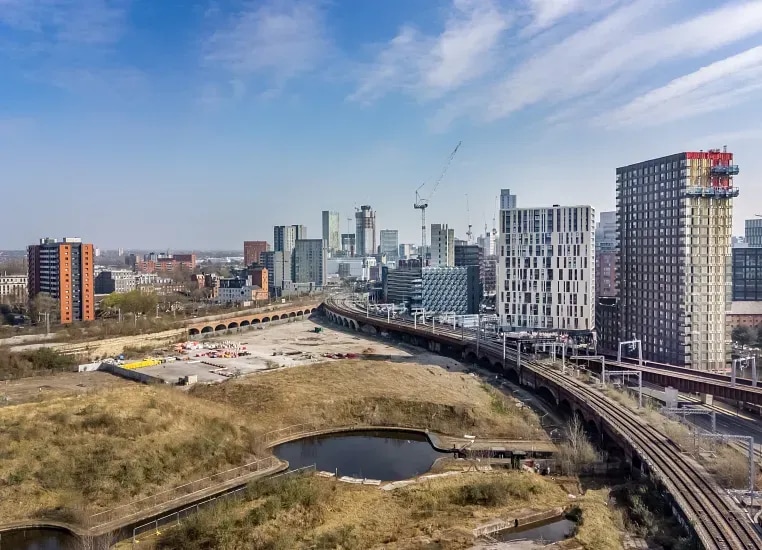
[556,415,599,475]
[30,292,59,322]
[76,531,115,550]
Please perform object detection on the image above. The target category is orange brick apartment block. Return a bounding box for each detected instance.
[28,237,95,323]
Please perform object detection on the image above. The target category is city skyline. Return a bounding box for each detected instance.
[2,0,762,249]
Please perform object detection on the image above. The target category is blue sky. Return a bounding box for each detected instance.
[2,0,762,250]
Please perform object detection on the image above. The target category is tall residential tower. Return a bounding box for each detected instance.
[321,211,341,254]
[617,149,739,369]
[28,237,95,323]
[355,205,376,256]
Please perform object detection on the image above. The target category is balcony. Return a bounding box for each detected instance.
[710,165,739,176]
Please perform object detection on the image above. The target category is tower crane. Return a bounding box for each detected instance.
[465,194,473,244]
[414,141,462,264]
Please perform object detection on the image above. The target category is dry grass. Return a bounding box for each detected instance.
[0,386,260,523]
[572,489,623,550]
[191,360,543,439]
[152,470,570,550]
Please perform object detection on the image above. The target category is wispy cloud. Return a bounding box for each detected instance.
[203,0,329,88]
[349,0,511,103]
[0,0,128,47]
[351,0,762,131]
[602,46,762,127]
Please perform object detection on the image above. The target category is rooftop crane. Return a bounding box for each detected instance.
[465,194,473,244]
[414,141,462,264]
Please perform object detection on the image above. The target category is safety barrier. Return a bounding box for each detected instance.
[88,456,280,528]
[122,358,162,370]
[131,465,316,545]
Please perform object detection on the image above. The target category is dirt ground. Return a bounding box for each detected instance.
[139,317,466,384]
[0,371,133,406]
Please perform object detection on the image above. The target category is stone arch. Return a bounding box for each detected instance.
[240,320,250,327]
[201,326,214,334]
[296,311,303,316]
[262,316,270,323]
[311,308,317,313]
[503,368,519,384]
[558,398,573,418]
[536,385,556,405]
[272,314,280,320]
[289,312,296,318]
[189,328,200,336]
[215,324,227,331]
[252,318,260,324]
[228,322,239,329]
[350,320,358,331]
[465,351,478,364]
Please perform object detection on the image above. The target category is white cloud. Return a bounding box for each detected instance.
[349,0,510,103]
[602,46,762,127]
[204,0,329,85]
[0,0,127,45]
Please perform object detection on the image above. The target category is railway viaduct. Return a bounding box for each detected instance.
[186,303,320,336]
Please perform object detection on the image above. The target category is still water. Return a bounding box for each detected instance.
[0,529,78,550]
[495,517,576,543]
[274,430,446,481]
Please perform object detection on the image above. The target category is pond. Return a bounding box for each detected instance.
[273,430,446,481]
[0,529,78,550]
[494,517,576,544]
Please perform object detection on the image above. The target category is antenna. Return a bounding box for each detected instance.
[414,141,462,265]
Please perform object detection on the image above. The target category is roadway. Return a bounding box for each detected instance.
[326,295,762,550]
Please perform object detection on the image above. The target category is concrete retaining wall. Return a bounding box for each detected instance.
[100,363,166,385]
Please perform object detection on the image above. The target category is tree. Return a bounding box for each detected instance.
[732,325,755,346]
[30,292,59,322]
[100,290,158,316]
[556,415,599,475]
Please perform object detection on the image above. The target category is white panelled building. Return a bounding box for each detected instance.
[499,205,596,332]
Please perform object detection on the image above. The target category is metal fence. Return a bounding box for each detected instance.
[88,456,280,528]
[131,464,316,545]
[255,422,432,449]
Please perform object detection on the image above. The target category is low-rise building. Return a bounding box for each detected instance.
[94,269,136,294]
[726,301,762,332]
[0,273,27,304]
[383,259,422,307]
[421,265,479,315]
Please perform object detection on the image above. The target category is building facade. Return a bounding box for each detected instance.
[273,225,307,256]
[261,250,291,296]
[421,265,480,315]
[94,269,136,294]
[341,234,356,257]
[0,273,27,304]
[477,231,496,256]
[294,239,327,287]
[380,229,399,260]
[500,189,517,210]
[321,211,341,254]
[596,297,620,355]
[617,150,738,369]
[745,219,762,247]
[355,205,376,256]
[732,247,762,301]
[595,211,617,298]
[430,224,455,267]
[499,205,596,332]
[243,241,268,267]
[383,259,422,306]
[28,237,95,323]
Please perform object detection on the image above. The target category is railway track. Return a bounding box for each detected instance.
[326,296,762,550]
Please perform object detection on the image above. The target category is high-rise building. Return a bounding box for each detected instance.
[500,189,517,210]
[28,237,95,323]
[261,250,291,296]
[745,219,762,247]
[355,205,376,256]
[321,211,341,254]
[595,211,617,298]
[430,224,455,267]
[380,230,399,260]
[273,225,307,255]
[499,205,595,331]
[294,239,327,287]
[398,243,413,259]
[732,248,762,301]
[422,265,480,315]
[477,231,496,256]
[617,149,739,369]
[243,241,269,267]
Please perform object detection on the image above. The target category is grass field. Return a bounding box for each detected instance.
[0,386,259,523]
[192,360,544,439]
[151,470,573,550]
[0,359,542,525]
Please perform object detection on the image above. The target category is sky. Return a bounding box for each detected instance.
[2,0,762,250]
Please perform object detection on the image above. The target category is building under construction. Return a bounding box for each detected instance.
[617,149,739,370]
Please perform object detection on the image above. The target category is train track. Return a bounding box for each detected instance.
[326,296,762,550]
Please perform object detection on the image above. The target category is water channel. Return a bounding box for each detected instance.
[0,529,78,550]
[494,517,576,544]
[273,430,447,480]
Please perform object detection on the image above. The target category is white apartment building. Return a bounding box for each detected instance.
[0,273,27,303]
[499,205,596,332]
[430,223,455,267]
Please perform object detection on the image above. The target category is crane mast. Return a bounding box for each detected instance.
[414,141,462,265]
